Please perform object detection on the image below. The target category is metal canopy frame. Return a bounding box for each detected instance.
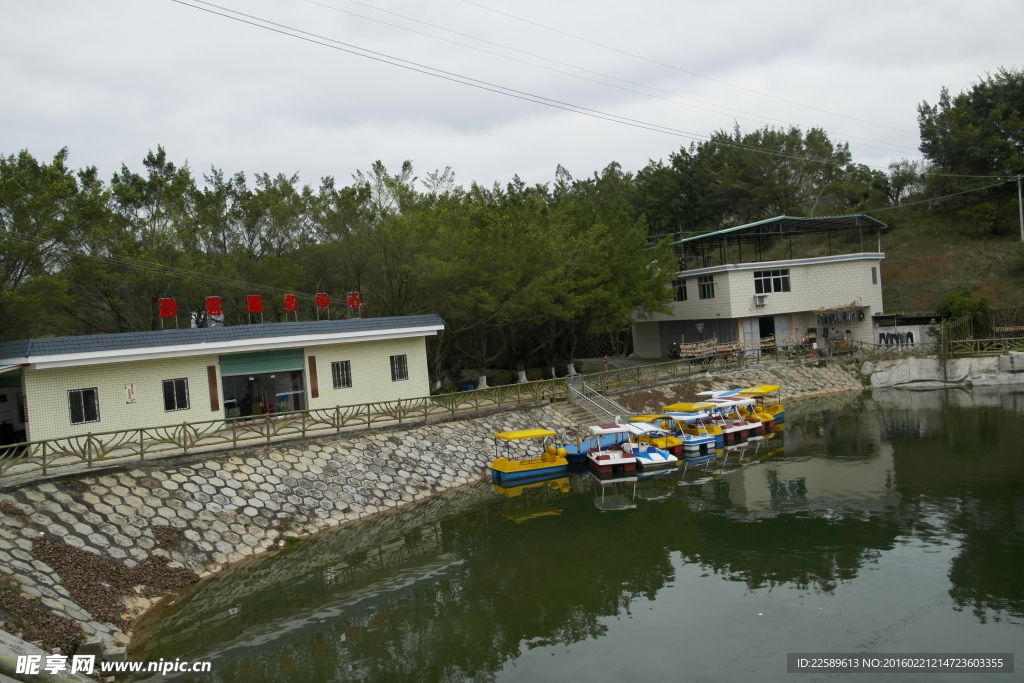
[671,215,887,267]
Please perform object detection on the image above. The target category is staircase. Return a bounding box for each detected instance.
[560,374,631,424]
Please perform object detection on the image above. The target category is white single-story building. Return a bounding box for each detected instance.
[0,314,444,444]
[633,215,887,358]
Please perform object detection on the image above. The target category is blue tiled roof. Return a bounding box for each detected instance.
[0,315,445,360]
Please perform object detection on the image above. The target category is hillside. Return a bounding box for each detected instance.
[876,211,1024,313]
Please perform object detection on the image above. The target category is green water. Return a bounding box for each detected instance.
[132,388,1024,682]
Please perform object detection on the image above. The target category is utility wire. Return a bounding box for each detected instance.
[460,0,916,135]
[862,179,1014,213]
[176,2,1015,180]
[174,0,911,172]
[7,231,317,300]
[302,0,919,154]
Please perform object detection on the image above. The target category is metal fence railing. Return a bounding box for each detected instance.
[1,337,964,483]
[0,378,569,481]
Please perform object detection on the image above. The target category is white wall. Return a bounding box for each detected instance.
[637,255,884,344]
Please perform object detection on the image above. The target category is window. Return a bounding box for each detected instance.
[754,269,790,294]
[162,378,190,412]
[697,275,715,300]
[871,266,878,285]
[672,278,687,302]
[390,354,409,382]
[332,360,352,389]
[69,388,100,425]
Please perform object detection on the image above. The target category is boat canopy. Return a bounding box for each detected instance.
[663,402,715,412]
[494,429,558,441]
[589,424,633,435]
[663,411,706,422]
[628,414,673,422]
[624,421,663,434]
[696,388,745,398]
[737,384,781,397]
[706,398,756,409]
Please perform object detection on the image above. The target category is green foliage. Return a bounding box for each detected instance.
[0,149,676,384]
[634,125,876,236]
[918,68,1024,236]
[936,286,993,337]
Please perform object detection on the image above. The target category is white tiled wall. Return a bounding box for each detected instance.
[23,336,433,443]
[638,256,883,341]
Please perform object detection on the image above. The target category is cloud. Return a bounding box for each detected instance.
[2,0,1020,188]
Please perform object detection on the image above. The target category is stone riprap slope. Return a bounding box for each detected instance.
[612,361,864,414]
[0,404,576,655]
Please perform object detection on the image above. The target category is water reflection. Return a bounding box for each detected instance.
[133,386,1024,681]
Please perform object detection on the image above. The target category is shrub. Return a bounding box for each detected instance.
[935,286,992,337]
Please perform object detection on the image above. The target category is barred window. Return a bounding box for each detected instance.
[162,378,190,412]
[673,278,687,302]
[697,275,715,300]
[754,269,790,294]
[332,360,352,389]
[390,354,409,382]
[871,266,877,285]
[69,388,100,425]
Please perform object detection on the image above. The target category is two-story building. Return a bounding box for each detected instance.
[0,314,444,444]
[633,215,886,358]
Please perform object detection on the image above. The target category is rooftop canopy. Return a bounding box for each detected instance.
[670,214,887,267]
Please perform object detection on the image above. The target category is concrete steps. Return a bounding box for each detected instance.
[550,401,597,425]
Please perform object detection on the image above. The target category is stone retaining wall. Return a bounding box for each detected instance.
[865,352,1024,389]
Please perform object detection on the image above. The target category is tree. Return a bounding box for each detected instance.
[918,68,1024,177]
[0,149,107,340]
[636,125,875,235]
[935,286,992,338]
[917,68,1024,236]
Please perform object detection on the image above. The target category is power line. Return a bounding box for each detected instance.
[460,0,917,135]
[862,179,1014,213]
[173,1,1017,181]
[301,0,919,154]
[7,232,318,300]
[172,1,911,172]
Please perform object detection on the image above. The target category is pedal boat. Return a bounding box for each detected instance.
[585,424,638,476]
[619,421,680,469]
[491,429,569,482]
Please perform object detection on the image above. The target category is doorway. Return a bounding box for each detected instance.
[221,371,306,419]
[758,316,776,338]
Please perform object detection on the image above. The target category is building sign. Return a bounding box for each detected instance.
[315,293,331,311]
[157,298,178,318]
[124,384,137,404]
[347,291,362,308]
[205,296,223,317]
[283,294,298,313]
[247,295,264,314]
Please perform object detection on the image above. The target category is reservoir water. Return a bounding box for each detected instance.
[132,387,1024,682]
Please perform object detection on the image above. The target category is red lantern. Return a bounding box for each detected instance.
[205,296,223,317]
[315,293,331,311]
[346,291,362,308]
[247,295,264,314]
[283,294,298,313]
[157,298,178,318]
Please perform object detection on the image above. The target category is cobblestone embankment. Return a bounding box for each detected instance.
[611,360,866,413]
[0,404,577,663]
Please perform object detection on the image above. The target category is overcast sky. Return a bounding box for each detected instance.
[2,0,1020,191]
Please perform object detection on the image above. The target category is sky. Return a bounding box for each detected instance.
[1,0,1021,192]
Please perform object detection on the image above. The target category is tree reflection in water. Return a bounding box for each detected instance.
[132,387,1024,681]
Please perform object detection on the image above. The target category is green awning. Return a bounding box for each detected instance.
[219,349,304,376]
